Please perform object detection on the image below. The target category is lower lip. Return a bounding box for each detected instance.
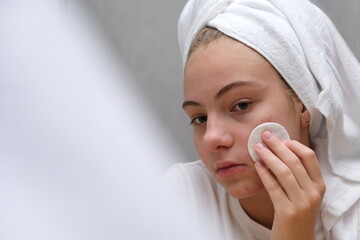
[216,165,248,178]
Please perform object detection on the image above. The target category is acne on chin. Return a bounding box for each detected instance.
[224,181,265,199]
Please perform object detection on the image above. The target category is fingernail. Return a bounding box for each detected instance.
[255,142,265,150]
[263,131,273,140]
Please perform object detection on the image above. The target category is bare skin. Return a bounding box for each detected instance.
[183,36,325,240]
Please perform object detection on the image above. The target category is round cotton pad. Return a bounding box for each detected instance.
[247,122,290,162]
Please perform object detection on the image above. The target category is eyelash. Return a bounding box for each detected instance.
[232,101,252,112]
[190,115,207,126]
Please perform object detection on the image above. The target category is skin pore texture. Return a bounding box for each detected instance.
[183,35,325,239]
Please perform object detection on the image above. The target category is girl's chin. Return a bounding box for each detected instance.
[220,182,265,199]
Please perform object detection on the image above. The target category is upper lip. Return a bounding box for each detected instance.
[215,160,245,170]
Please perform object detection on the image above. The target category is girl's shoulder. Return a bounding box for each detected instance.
[164,160,223,207]
[165,160,217,194]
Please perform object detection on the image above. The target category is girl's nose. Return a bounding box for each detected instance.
[202,117,233,151]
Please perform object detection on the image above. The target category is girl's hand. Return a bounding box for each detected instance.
[254,131,326,240]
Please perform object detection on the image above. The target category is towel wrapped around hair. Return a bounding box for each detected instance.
[178,0,360,238]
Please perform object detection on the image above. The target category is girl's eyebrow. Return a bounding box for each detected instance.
[182,100,200,109]
[182,80,255,109]
[215,80,255,99]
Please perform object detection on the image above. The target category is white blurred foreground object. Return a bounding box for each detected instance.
[0,1,207,239]
[247,122,290,162]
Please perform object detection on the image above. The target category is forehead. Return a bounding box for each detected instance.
[184,36,282,97]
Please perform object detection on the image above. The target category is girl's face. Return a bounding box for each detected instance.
[183,36,306,200]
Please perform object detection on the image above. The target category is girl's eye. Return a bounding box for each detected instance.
[233,101,252,111]
[190,115,207,125]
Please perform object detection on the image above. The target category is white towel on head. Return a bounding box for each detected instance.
[178,0,360,238]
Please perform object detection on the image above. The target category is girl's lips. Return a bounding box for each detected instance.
[215,160,244,169]
[215,161,248,178]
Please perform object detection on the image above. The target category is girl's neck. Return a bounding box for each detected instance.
[238,190,274,229]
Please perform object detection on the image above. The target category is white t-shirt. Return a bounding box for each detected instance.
[165,160,326,240]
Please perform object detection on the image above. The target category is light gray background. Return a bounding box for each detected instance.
[81,0,360,162]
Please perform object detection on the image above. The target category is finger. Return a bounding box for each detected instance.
[285,140,324,184]
[261,132,314,190]
[255,142,303,201]
[254,160,290,205]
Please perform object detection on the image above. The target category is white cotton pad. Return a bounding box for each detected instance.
[247,122,290,162]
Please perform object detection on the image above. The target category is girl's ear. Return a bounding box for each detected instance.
[300,104,311,128]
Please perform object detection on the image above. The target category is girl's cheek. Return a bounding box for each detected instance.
[193,135,204,153]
